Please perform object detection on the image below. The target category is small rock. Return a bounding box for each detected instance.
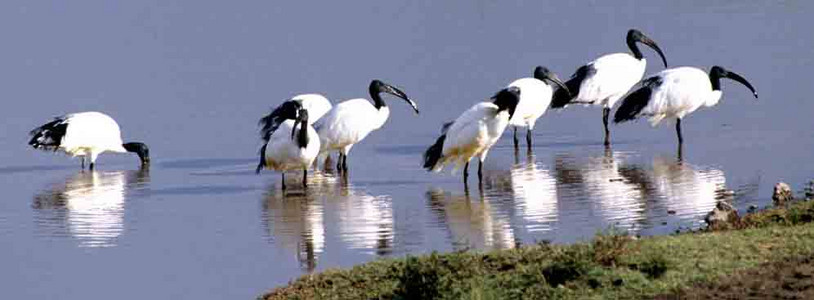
[747,205,759,213]
[773,182,793,207]
[667,210,676,215]
[705,201,739,230]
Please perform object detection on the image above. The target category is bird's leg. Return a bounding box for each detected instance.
[513,127,519,150]
[81,157,85,170]
[336,153,343,173]
[477,159,483,184]
[281,173,286,190]
[463,162,469,183]
[676,118,684,145]
[603,107,611,146]
[89,162,95,171]
[341,154,348,172]
[302,168,308,188]
[526,128,533,153]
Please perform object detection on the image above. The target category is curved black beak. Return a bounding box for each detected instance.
[534,66,571,98]
[381,83,419,114]
[547,73,570,98]
[723,70,758,99]
[636,34,667,68]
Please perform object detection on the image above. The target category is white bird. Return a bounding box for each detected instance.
[315,80,419,172]
[258,94,332,142]
[551,29,668,146]
[423,87,521,184]
[257,105,320,190]
[28,111,150,170]
[507,66,569,150]
[614,66,758,147]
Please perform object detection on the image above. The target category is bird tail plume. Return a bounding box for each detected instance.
[614,76,662,123]
[28,117,69,151]
[255,144,267,174]
[423,134,446,171]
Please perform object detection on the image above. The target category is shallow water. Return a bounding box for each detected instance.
[1,1,813,299]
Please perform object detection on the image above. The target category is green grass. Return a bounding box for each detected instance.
[260,200,814,300]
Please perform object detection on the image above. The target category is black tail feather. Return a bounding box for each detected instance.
[28,117,69,151]
[423,134,446,171]
[551,64,595,109]
[259,100,301,142]
[256,144,267,174]
[614,76,662,123]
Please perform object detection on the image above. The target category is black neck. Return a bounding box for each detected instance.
[709,73,722,91]
[296,120,309,148]
[370,87,386,110]
[627,38,644,60]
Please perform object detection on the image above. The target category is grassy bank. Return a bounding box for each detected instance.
[260,200,814,300]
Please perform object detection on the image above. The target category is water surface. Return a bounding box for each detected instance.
[1,1,812,299]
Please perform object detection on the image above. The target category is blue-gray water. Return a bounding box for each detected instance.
[1,1,813,299]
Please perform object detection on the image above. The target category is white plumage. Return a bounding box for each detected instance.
[259,94,332,143]
[507,66,569,149]
[571,53,647,109]
[423,87,521,184]
[614,66,758,145]
[28,111,150,169]
[551,29,668,146]
[291,94,332,124]
[259,107,320,189]
[508,78,553,128]
[315,80,418,172]
[317,99,389,156]
[263,120,320,171]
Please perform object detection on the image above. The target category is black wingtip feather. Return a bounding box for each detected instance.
[259,100,301,142]
[423,134,446,171]
[613,76,662,123]
[28,117,69,151]
[256,144,267,174]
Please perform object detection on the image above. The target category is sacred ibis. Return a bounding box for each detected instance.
[423,87,521,184]
[507,66,569,150]
[315,80,419,172]
[614,66,758,146]
[28,111,150,170]
[551,29,668,146]
[259,94,332,142]
[257,105,320,190]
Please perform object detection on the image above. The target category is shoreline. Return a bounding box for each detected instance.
[260,187,814,299]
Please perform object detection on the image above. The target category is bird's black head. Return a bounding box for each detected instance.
[533,66,570,97]
[123,142,150,166]
[492,86,521,119]
[626,29,668,68]
[277,100,303,120]
[369,79,420,114]
[709,66,758,98]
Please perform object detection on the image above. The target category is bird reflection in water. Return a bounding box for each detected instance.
[650,156,730,226]
[554,148,649,234]
[427,188,516,250]
[261,176,328,272]
[32,168,150,248]
[262,172,394,272]
[509,152,559,234]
